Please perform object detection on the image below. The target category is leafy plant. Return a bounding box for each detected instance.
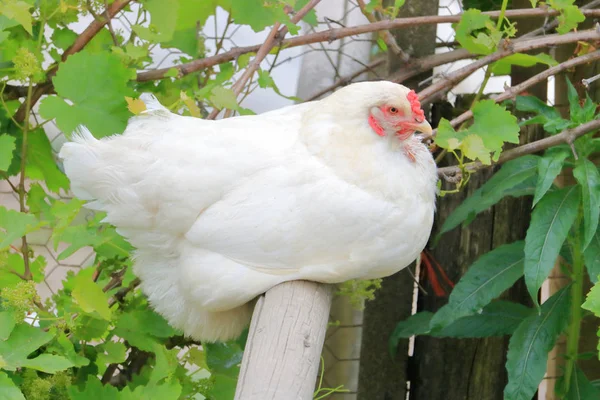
[391,76,600,400]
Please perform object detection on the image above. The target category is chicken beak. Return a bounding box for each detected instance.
[411,120,433,139]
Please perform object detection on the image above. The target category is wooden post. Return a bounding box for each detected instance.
[234,281,333,400]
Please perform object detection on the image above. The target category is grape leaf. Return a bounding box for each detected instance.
[533,149,570,207]
[0,323,54,371]
[429,241,525,329]
[39,51,134,137]
[51,28,77,50]
[504,286,571,400]
[454,9,494,55]
[0,206,42,249]
[226,0,291,33]
[0,134,15,170]
[69,376,121,400]
[0,371,25,400]
[209,86,239,110]
[469,100,520,160]
[525,186,580,306]
[0,1,32,34]
[72,269,112,320]
[144,0,179,42]
[573,159,600,250]
[0,311,15,341]
[26,128,69,193]
[20,354,74,373]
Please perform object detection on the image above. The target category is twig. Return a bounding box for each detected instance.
[521,0,600,39]
[356,0,410,62]
[437,119,600,178]
[208,0,322,119]
[582,72,600,89]
[441,49,600,132]
[137,8,600,82]
[19,82,33,280]
[418,29,600,104]
[305,58,386,101]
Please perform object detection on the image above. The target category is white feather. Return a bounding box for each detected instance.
[58,81,437,342]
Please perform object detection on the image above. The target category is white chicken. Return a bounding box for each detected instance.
[59,81,438,342]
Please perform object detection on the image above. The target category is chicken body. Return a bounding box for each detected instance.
[59,81,438,342]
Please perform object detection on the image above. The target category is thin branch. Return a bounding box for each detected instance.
[137,8,600,82]
[208,0,322,119]
[437,119,600,178]
[521,0,600,39]
[356,0,410,62]
[418,29,600,104]
[441,49,600,132]
[19,82,33,280]
[305,58,386,101]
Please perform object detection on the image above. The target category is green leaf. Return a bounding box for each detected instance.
[516,95,562,121]
[69,376,121,400]
[533,149,570,206]
[584,228,600,283]
[435,301,533,338]
[55,333,89,367]
[556,4,585,34]
[504,286,571,400]
[72,269,112,320]
[454,9,494,55]
[434,118,466,150]
[0,323,53,370]
[227,0,291,32]
[389,311,433,355]
[0,371,25,400]
[113,309,179,351]
[490,53,557,75]
[438,155,539,236]
[573,159,600,250]
[565,365,600,400]
[0,312,15,341]
[101,341,127,364]
[144,0,179,42]
[0,1,32,34]
[0,206,42,250]
[39,51,133,138]
[524,186,580,305]
[429,241,525,329]
[51,28,77,50]
[205,341,244,377]
[582,280,600,316]
[20,354,74,373]
[73,315,110,341]
[26,128,69,193]
[209,86,239,110]
[469,100,520,159]
[461,134,491,165]
[0,135,15,171]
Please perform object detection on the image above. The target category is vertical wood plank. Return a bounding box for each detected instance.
[235,281,332,400]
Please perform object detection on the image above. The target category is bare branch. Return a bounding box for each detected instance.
[137,8,600,82]
[208,0,322,119]
[356,0,410,62]
[440,49,600,132]
[437,119,600,178]
[418,29,600,104]
[304,58,386,101]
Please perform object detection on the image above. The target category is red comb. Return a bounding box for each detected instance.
[407,90,425,122]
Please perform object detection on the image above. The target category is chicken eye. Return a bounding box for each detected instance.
[389,107,398,114]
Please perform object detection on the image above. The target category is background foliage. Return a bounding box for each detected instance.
[0,0,599,399]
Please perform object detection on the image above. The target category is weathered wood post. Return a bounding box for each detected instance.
[234,280,333,400]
